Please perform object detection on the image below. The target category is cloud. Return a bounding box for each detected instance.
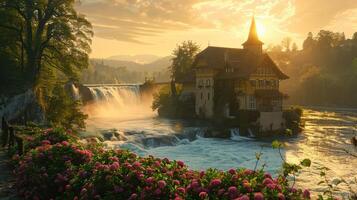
[77,0,357,45]
[284,0,357,35]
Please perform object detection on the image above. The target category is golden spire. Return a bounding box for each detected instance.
[243,16,263,46]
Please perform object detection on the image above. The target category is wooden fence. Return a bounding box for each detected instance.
[1,117,24,155]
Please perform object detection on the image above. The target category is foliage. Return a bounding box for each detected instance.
[170,41,200,82]
[268,30,357,107]
[46,84,87,130]
[283,107,303,133]
[24,127,77,150]
[14,127,312,200]
[152,85,196,118]
[0,0,92,124]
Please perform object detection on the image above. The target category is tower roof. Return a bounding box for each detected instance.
[243,17,263,46]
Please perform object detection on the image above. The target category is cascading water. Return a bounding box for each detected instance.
[83,84,153,120]
[88,85,140,106]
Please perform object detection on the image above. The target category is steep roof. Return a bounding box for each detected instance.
[192,46,289,80]
[242,17,264,46]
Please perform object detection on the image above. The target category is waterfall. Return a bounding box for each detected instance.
[83,84,154,120]
[87,85,140,105]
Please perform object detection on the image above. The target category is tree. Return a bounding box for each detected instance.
[0,0,93,87]
[170,41,200,82]
[0,0,92,126]
[291,42,298,52]
[281,37,292,52]
[303,32,315,50]
[46,84,87,130]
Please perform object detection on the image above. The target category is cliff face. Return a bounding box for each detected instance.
[0,90,44,124]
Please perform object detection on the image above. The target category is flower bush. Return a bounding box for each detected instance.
[14,128,311,200]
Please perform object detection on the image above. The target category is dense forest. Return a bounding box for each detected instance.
[81,59,171,84]
[268,31,357,107]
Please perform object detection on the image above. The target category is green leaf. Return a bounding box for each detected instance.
[272,140,283,149]
[255,152,262,160]
[300,158,311,167]
[317,195,324,200]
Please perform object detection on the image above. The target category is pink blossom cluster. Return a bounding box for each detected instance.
[14,128,311,200]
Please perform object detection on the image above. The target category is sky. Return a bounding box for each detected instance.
[76,0,357,58]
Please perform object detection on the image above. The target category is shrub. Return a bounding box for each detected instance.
[152,85,195,119]
[14,128,311,200]
[283,107,303,133]
[15,141,92,199]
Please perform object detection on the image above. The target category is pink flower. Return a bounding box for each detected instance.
[191,181,200,189]
[264,173,272,179]
[61,141,69,146]
[110,162,120,171]
[229,168,236,175]
[278,193,285,200]
[177,160,185,167]
[243,180,251,191]
[146,177,154,184]
[237,195,250,200]
[158,180,166,189]
[228,186,238,195]
[133,161,141,168]
[41,140,51,146]
[210,178,222,187]
[267,183,276,190]
[173,180,180,185]
[199,191,208,199]
[128,193,137,200]
[154,188,161,195]
[218,189,225,196]
[263,178,274,185]
[244,169,254,175]
[303,189,310,199]
[177,187,186,194]
[254,192,264,200]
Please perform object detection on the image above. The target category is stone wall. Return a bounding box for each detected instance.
[258,111,285,131]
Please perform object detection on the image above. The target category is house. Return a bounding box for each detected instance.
[180,17,289,131]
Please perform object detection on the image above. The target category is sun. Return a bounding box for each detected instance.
[256,22,266,38]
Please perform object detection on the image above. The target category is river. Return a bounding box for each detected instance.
[82,85,357,198]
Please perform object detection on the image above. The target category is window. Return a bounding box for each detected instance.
[207,92,210,100]
[201,92,203,100]
[206,79,211,87]
[198,80,204,88]
[258,80,264,88]
[249,96,256,110]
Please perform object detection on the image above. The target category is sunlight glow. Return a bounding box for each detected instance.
[256,22,266,38]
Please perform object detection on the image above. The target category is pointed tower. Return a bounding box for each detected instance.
[242,17,263,54]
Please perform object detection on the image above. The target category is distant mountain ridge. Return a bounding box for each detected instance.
[91,56,172,73]
[106,54,161,64]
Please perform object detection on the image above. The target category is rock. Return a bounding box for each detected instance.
[331,177,342,186]
[203,129,231,138]
[101,129,127,141]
